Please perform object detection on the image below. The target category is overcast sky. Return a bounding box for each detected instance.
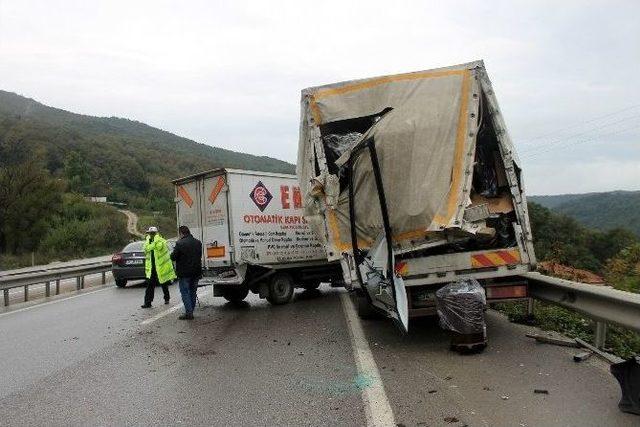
[1,0,638,195]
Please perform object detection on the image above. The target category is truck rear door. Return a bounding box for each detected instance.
[200,174,232,267]
[348,141,409,333]
[176,178,203,244]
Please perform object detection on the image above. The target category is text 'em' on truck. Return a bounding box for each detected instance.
[172,168,342,305]
[297,60,537,332]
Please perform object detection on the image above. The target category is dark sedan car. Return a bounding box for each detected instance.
[111,241,146,287]
[111,239,176,287]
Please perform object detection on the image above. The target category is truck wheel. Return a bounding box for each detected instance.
[115,279,127,288]
[221,287,249,303]
[356,294,378,319]
[267,272,295,305]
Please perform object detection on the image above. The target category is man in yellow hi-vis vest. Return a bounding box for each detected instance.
[141,226,177,308]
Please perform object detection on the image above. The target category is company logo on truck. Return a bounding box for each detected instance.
[249,181,273,212]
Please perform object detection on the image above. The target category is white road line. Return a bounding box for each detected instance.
[340,292,396,427]
[140,303,184,325]
[0,286,114,318]
[139,288,208,326]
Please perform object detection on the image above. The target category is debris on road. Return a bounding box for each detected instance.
[501,395,509,400]
[436,279,487,353]
[533,389,549,395]
[444,416,459,423]
[575,338,623,364]
[525,333,579,348]
[573,351,593,362]
[610,356,640,415]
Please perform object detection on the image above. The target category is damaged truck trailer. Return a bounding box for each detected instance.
[173,168,342,304]
[297,60,536,332]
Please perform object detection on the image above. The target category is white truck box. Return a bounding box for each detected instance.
[173,168,341,304]
[297,60,536,331]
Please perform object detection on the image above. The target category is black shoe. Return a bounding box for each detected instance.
[141,304,152,308]
[165,300,170,305]
[178,314,194,320]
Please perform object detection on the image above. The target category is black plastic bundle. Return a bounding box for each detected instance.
[435,278,487,334]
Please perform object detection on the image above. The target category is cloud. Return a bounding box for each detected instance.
[0,0,638,194]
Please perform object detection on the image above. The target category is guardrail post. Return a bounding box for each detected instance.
[101,271,106,284]
[3,289,8,306]
[55,279,60,295]
[76,277,81,290]
[526,297,534,316]
[595,321,607,349]
[24,285,29,302]
[45,281,51,297]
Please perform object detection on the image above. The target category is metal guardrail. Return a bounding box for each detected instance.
[524,272,640,349]
[0,261,112,306]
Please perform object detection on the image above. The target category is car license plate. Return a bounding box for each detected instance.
[125,260,143,265]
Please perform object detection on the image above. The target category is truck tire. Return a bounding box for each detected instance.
[115,279,127,288]
[221,287,249,303]
[356,294,378,319]
[267,272,295,305]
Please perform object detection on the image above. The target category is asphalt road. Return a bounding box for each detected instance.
[0,282,636,426]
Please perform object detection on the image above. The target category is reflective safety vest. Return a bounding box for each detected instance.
[144,234,177,284]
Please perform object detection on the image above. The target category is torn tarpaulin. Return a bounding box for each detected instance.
[322,132,363,178]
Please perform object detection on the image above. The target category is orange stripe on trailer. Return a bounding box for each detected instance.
[471,254,495,268]
[471,250,521,268]
[498,250,520,264]
[209,176,225,204]
[178,186,193,208]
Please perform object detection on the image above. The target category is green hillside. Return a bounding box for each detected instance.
[0,90,294,211]
[0,90,295,265]
[529,191,640,236]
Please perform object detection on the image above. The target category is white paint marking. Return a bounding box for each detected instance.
[139,288,208,326]
[140,303,184,325]
[0,286,114,318]
[340,292,396,427]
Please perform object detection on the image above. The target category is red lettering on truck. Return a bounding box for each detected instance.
[281,185,290,209]
[293,186,302,209]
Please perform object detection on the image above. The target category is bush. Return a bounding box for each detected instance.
[136,210,177,238]
[39,194,130,259]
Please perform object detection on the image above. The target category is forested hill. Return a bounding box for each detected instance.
[0,90,294,211]
[529,191,640,236]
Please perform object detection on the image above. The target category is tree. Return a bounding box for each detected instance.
[605,244,640,293]
[64,151,91,194]
[0,155,63,255]
[588,228,638,263]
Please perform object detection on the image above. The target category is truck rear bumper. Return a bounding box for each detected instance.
[401,263,531,286]
[408,278,530,318]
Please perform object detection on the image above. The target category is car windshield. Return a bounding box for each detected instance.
[123,241,144,252]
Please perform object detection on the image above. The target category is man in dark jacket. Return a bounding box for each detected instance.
[170,225,202,320]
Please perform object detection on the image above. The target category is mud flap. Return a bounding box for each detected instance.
[359,234,409,333]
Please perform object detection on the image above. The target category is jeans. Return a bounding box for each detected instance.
[178,277,199,314]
